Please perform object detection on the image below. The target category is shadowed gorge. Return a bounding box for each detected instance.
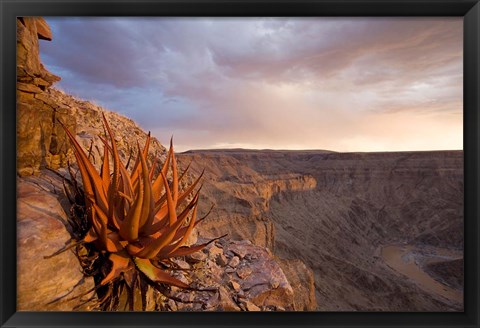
[178,149,464,311]
[16,16,463,312]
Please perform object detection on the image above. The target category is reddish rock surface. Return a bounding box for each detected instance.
[277,258,317,311]
[17,17,60,85]
[17,174,95,310]
[164,239,296,311]
[34,17,53,40]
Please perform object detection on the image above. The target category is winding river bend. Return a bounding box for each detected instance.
[381,245,463,304]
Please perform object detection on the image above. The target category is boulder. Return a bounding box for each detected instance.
[17,174,95,310]
[166,239,295,311]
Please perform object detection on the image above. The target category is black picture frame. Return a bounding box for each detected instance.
[1,0,479,327]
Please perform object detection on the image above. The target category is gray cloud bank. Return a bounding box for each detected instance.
[40,17,463,151]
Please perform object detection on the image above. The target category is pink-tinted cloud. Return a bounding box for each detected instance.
[41,17,463,152]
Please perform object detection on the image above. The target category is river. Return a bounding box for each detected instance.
[381,245,463,304]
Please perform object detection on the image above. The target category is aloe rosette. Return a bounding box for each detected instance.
[59,113,214,309]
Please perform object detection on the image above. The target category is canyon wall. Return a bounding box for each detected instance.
[178,149,464,311]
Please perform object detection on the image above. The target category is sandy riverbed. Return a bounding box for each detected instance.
[381,245,463,304]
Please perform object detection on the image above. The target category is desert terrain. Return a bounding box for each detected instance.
[16,17,463,312]
[178,149,464,311]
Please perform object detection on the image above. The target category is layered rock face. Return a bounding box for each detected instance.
[178,149,464,311]
[17,17,165,176]
[17,17,68,176]
[178,150,319,250]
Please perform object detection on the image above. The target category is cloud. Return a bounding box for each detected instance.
[40,17,463,151]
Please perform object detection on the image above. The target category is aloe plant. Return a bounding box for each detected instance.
[57,113,216,310]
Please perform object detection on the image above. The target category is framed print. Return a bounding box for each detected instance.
[1,0,479,327]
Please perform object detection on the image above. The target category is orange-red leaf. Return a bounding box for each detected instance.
[100,252,131,286]
[161,172,177,226]
[100,142,110,189]
[131,203,190,259]
[145,181,198,236]
[60,120,108,213]
[137,143,154,232]
[177,170,204,207]
[119,170,144,242]
[130,132,151,183]
[134,258,189,289]
[102,113,122,226]
[164,240,214,258]
[157,197,199,258]
[170,140,178,205]
[152,138,172,200]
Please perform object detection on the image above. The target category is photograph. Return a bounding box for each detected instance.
[16,15,464,312]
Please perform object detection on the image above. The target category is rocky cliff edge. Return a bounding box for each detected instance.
[16,17,316,311]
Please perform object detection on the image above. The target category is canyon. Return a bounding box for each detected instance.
[178,149,464,311]
[15,16,463,312]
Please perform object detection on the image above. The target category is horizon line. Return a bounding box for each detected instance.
[178,147,464,154]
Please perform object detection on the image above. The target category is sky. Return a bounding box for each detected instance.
[40,17,463,152]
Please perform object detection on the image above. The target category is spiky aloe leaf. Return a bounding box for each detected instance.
[100,143,110,189]
[165,239,219,258]
[160,172,177,227]
[148,156,158,181]
[91,204,124,253]
[146,176,202,237]
[134,258,189,289]
[152,138,173,200]
[137,143,155,231]
[101,114,122,228]
[131,198,193,259]
[130,132,151,184]
[157,198,199,258]
[97,136,123,229]
[101,114,120,188]
[119,170,145,242]
[170,141,179,204]
[100,252,132,286]
[60,120,109,213]
[144,183,199,236]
